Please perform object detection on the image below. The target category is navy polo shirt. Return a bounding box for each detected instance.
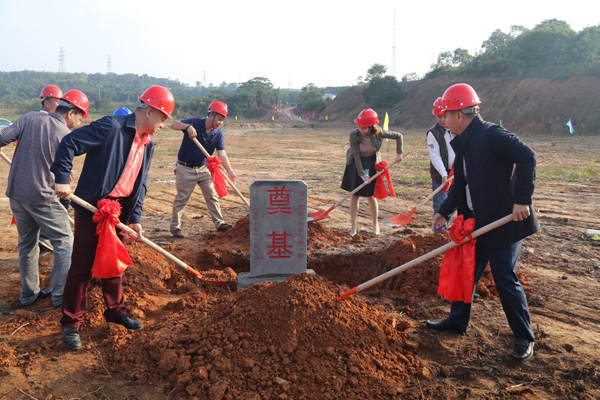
[177,117,225,166]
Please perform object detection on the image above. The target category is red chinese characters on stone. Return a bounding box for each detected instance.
[266,186,292,215]
[266,231,292,259]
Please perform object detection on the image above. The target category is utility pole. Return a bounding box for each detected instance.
[107,55,112,73]
[58,47,66,73]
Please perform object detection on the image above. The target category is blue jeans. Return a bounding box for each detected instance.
[445,240,535,342]
[10,199,73,307]
[432,180,449,232]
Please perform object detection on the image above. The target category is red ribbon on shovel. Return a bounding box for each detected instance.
[373,161,396,200]
[442,167,454,192]
[91,199,133,278]
[206,156,230,198]
[438,215,476,303]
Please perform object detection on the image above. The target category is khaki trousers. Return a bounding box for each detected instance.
[170,163,225,229]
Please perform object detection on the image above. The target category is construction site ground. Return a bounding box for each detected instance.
[0,121,599,399]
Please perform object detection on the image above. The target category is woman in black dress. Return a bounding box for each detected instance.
[341,109,404,236]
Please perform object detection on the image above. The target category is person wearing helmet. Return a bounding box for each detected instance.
[113,107,132,116]
[52,85,174,350]
[168,100,237,237]
[0,89,88,310]
[427,97,455,231]
[341,108,404,237]
[427,83,539,362]
[39,85,64,114]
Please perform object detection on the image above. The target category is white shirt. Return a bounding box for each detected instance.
[427,129,455,178]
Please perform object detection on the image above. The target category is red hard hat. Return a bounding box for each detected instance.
[208,100,228,117]
[39,85,63,99]
[61,90,89,118]
[139,86,175,119]
[354,109,379,127]
[432,97,444,116]
[441,83,481,112]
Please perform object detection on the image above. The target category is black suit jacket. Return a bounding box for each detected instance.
[438,115,540,250]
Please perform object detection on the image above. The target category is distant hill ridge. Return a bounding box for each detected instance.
[325,76,600,135]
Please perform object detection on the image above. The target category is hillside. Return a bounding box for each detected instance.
[324,76,600,135]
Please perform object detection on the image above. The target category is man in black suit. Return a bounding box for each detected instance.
[427,83,539,362]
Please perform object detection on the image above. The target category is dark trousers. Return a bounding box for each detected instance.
[60,210,126,327]
[445,240,535,342]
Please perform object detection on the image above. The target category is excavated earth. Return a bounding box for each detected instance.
[0,123,599,399]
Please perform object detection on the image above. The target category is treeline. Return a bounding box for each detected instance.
[0,70,348,119]
[424,19,600,79]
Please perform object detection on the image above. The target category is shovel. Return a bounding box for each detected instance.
[191,137,250,207]
[337,214,513,301]
[308,153,408,222]
[382,175,454,227]
[69,194,231,285]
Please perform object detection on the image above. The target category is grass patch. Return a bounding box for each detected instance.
[538,162,600,182]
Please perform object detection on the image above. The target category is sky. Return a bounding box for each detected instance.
[0,0,598,90]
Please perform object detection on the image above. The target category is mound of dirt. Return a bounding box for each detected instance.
[102,273,425,399]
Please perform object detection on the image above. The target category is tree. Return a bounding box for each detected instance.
[402,72,420,82]
[362,75,406,108]
[365,64,387,82]
[299,83,326,112]
[452,48,473,67]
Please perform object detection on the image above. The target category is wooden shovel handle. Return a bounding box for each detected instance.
[332,153,409,209]
[413,175,455,210]
[338,214,514,300]
[191,137,250,207]
[0,151,11,166]
[69,194,192,272]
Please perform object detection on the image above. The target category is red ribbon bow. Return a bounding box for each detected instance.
[206,156,229,198]
[438,215,477,303]
[91,199,133,278]
[373,161,396,200]
[443,166,454,191]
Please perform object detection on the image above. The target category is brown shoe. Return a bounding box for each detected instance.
[170,228,184,238]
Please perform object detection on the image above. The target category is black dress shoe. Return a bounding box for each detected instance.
[61,326,82,350]
[111,314,143,331]
[39,287,52,299]
[426,320,466,333]
[513,339,534,361]
[216,223,232,232]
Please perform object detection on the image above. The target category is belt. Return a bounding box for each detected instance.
[177,160,202,169]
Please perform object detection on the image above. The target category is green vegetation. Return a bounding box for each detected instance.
[538,162,600,183]
[0,71,345,119]
[427,19,600,80]
[362,64,406,108]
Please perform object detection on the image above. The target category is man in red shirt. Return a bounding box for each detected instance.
[52,86,175,350]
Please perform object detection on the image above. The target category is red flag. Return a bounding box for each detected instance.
[438,215,476,303]
[11,215,15,225]
[443,167,454,191]
[373,161,396,200]
[206,156,229,198]
[91,199,132,278]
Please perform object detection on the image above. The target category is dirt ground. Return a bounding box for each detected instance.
[0,120,599,399]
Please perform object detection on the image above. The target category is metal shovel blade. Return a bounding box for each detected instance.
[383,208,417,227]
[307,206,334,222]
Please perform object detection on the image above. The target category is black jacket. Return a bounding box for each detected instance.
[438,115,540,250]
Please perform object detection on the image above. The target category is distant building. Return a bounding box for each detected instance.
[323,93,337,100]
